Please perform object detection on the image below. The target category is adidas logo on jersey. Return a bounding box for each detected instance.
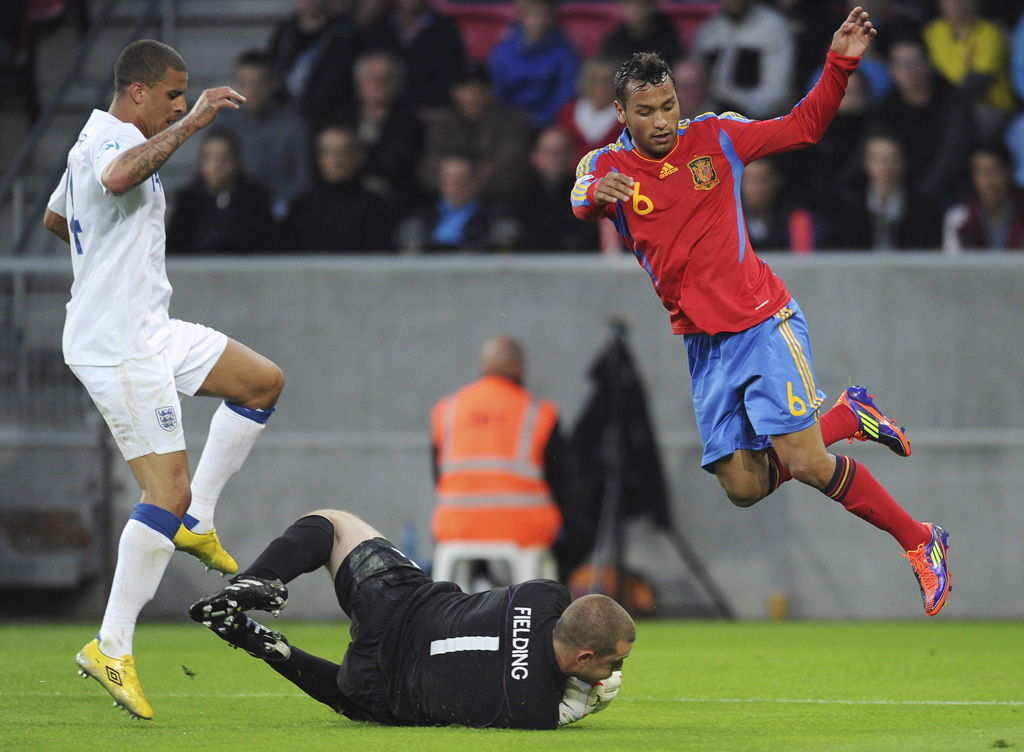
[659,162,678,179]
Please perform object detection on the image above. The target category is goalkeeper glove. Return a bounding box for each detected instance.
[557,670,623,726]
[591,669,622,713]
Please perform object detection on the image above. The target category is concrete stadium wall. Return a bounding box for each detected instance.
[41,255,1024,621]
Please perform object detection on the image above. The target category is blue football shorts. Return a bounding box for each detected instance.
[684,297,826,472]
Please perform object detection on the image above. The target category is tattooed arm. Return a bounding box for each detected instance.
[101,86,244,196]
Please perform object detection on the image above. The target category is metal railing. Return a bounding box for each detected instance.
[0,0,170,255]
[0,257,81,425]
[0,257,114,590]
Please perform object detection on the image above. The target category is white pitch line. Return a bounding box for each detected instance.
[1,691,304,699]
[622,697,1024,707]
[5,692,1020,707]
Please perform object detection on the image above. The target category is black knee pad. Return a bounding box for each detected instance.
[286,514,335,557]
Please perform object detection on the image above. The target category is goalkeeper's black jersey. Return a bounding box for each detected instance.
[382,579,570,729]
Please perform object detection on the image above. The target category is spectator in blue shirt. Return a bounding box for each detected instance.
[488,0,579,128]
[397,154,513,253]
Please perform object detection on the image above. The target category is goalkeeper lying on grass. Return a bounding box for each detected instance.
[190,508,632,728]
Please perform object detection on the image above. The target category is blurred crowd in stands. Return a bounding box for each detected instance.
[7,0,1024,254]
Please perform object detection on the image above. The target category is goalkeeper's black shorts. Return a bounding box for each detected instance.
[332,537,435,723]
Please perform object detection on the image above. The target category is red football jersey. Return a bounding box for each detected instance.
[572,51,860,335]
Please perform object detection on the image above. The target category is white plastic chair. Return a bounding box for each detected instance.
[432,541,558,592]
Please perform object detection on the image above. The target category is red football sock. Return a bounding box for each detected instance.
[767,402,861,494]
[766,447,791,492]
[819,400,860,446]
[823,455,929,551]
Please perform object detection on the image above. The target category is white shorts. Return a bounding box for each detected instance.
[69,320,229,461]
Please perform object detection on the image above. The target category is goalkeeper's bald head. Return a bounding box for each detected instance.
[555,594,636,658]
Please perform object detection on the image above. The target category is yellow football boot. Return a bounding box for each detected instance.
[173,525,238,575]
[75,639,153,720]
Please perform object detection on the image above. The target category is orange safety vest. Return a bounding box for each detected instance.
[431,375,563,547]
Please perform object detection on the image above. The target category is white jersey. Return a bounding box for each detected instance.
[47,109,173,366]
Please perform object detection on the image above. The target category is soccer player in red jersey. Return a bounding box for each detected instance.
[571,8,951,616]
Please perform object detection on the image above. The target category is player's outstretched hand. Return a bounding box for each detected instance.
[186,87,246,130]
[591,172,635,207]
[831,7,876,58]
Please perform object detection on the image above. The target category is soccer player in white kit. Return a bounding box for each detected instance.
[43,40,285,720]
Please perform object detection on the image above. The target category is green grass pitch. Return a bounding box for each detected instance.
[1,620,1021,751]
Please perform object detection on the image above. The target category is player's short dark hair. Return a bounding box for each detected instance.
[555,594,636,657]
[614,51,675,106]
[114,39,187,95]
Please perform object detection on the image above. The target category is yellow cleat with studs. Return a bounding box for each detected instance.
[173,525,238,575]
[75,639,153,720]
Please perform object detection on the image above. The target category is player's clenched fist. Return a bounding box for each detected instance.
[591,173,635,206]
[557,670,623,726]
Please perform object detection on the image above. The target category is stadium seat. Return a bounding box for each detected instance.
[432,540,558,592]
[26,0,66,25]
[557,4,621,59]
[437,1,719,62]
[440,4,514,62]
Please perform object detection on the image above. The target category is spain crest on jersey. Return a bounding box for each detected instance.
[688,156,719,191]
[155,406,178,432]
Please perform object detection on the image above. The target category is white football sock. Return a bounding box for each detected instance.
[187,402,266,533]
[98,519,175,658]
